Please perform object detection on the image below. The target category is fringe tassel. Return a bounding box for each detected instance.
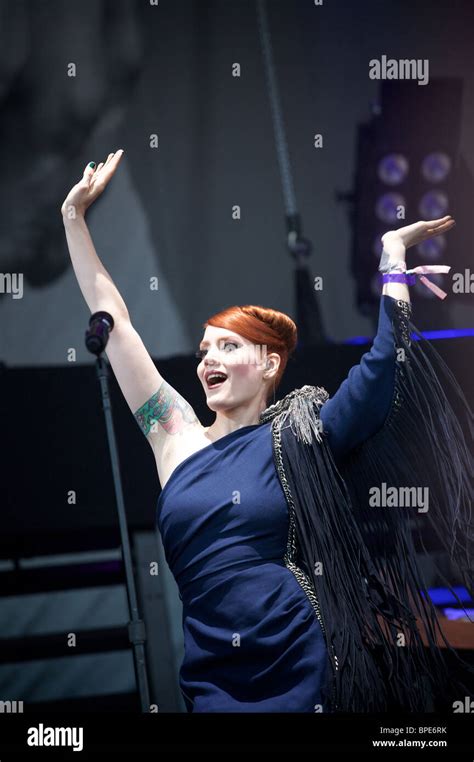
[340,298,474,710]
[272,300,473,712]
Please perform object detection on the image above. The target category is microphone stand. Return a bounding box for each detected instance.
[85,311,151,713]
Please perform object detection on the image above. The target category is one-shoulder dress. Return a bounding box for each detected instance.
[156,295,400,712]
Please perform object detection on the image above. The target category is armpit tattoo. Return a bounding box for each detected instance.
[134,381,199,436]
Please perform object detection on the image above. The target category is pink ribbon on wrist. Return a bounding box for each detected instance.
[383,261,452,299]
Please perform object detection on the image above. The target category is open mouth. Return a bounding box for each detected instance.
[206,372,228,390]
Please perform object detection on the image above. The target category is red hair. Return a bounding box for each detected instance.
[203,304,298,402]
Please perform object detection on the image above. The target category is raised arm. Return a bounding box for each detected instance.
[61,152,202,457]
[320,216,455,462]
[320,295,402,462]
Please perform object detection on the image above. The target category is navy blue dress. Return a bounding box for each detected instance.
[156,295,399,712]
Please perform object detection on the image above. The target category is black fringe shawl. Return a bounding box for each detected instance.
[260,298,473,713]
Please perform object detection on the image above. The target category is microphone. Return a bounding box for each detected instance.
[85,311,115,355]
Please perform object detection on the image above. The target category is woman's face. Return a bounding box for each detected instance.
[196,326,277,412]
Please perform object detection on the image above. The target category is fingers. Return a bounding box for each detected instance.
[99,149,124,182]
[427,215,452,223]
[437,218,455,231]
[83,161,97,182]
[103,151,122,168]
[424,217,455,239]
[427,217,455,231]
[82,150,124,184]
[426,215,453,229]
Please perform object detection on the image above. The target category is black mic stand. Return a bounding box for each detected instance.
[85,311,150,713]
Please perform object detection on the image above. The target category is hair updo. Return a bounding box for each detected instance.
[203,304,298,402]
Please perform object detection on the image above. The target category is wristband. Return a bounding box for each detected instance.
[381,263,451,299]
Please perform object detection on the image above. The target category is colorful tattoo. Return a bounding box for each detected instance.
[134,380,198,437]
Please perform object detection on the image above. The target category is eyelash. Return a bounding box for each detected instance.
[195,341,240,359]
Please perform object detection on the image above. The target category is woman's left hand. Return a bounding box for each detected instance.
[381,215,455,251]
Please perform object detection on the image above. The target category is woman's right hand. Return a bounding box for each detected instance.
[61,149,124,220]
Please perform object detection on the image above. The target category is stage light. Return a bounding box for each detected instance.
[419,190,449,219]
[349,79,465,328]
[421,152,452,183]
[416,235,446,262]
[377,153,409,185]
[375,192,406,223]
